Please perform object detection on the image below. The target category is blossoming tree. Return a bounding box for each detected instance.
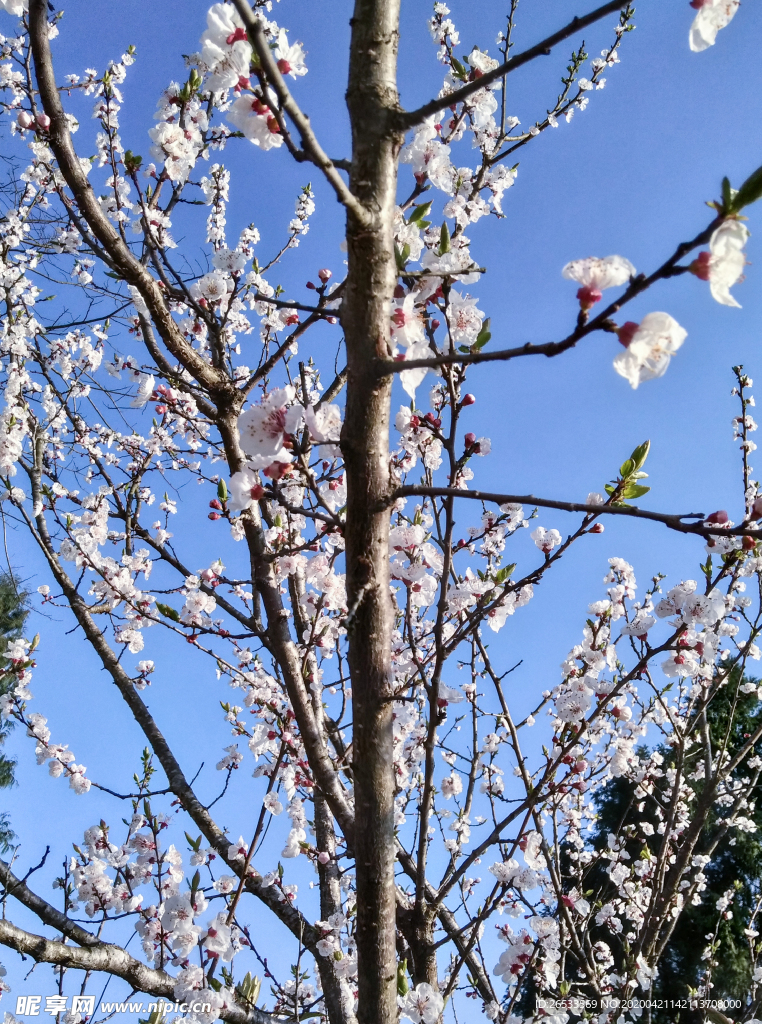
[0,1,761,1023]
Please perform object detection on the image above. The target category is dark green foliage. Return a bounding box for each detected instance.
[0,570,30,852]
[587,676,762,1023]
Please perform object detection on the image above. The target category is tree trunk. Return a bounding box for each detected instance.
[342,2,401,1022]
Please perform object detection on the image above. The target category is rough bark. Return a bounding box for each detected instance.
[0,921,273,1024]
[341,2,402,1021]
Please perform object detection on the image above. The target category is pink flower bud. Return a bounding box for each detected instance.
[209,499,223,510]
[16,111,34,129]
[690,250,712,281]
[616,321,640,348]
[318,268,332,282]
[431,319,441,330]
[464,432,476,447]
[263,461,290,481]
[589,523,605,534]
[317,851,331,864]
[751,497,762,520]
[576,285,602,310]
[705,510,729,525]
[154,404,167,415]
[35,113,50,130]
[208,512,221,520]
[690,0,711,8]
[461,393,476,406]
[742,535,756,551]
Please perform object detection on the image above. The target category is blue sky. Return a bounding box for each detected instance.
[2,0,762,1014]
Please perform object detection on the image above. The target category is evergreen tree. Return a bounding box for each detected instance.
[0,571,29,852]
[586,676,762,1022]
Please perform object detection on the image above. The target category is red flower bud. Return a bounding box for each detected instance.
[590,523,605,534]
[576,284,602,310]
[742,534,756,550]
[209,498,223,510]
[464,432,476,447]
[616,321,640,348]
[208,512,221,520]
[690,250,712,280]
[461,393,476,406]
[705,510,729,524]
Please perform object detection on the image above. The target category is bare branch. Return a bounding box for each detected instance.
[388,485,761,540]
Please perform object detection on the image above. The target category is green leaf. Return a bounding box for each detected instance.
[406,201,432,226]
[236,973,261,1006]
[450,56,467,80]
[439,222,451,255]
[622,483,650,500]
[619,458,635,478]
[604,483,616,495]
[494,563,516,584]
[731,163,762,212]
[394,244,411,270]
[217,479,228,502]
[722,175,734,212]
[397,960,409,996]
[473,317,491,350]
[629,439,651,472]
[156,602,180,622]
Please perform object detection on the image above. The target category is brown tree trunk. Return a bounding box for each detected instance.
[342,2,402,1021]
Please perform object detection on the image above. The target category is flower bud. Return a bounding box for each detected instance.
[263,461,290,481]
[317,851,331,864]
[16,111,34,129]
[209,498,223,510]
[318,268,332,282]
[35,113,50,130]
[464,432,476,447]
[589,523,605,534]
[249,484,265,500]
[431,319,441,330]
[306,280,316,289]
[461,393,476,406]
[616,321,640,348]
[576,284,602,310]
[751,498,762,520]
[705,510,729,525]
[742,535,756,551]
[208,512,221,520]
[689,250,712,281]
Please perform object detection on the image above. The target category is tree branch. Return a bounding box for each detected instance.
[0,919,273,1024]
[388,486,762,540]
[230,0,371,227]
[396,0,629,130]
[28,0,233,399]
[375,216,721,374]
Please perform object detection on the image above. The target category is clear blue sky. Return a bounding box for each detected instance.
[2,0,762,1014]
